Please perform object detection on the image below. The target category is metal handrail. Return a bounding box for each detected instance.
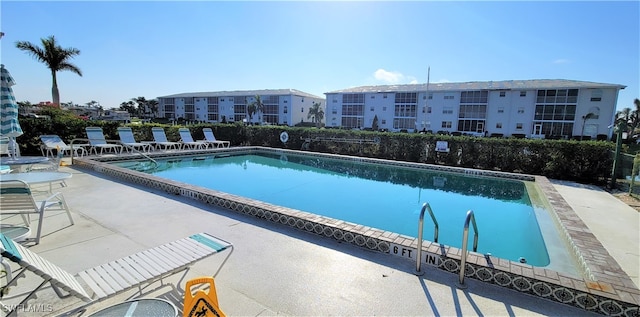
[119,141,158,170]
[457,210,478,288]
[415,202,439,275]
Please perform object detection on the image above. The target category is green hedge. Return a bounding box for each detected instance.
[16,114,614,183]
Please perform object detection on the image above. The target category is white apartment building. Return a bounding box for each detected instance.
[157,89,325,126]
[325,79,626,139]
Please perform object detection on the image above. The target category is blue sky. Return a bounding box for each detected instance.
[1,1,638,112]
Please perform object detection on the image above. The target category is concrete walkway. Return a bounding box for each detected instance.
[1,166,634,316]
[551,180,640,289]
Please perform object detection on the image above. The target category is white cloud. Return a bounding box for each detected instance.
[373,69,423,85]
[374,69,404,83]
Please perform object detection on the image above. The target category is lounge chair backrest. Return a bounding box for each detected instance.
[85,127,108,145]
[0,137,9,156]
[117,127,137,143]
[152,127,170,142]
[203,128,218,142]
[179,128,196,142]
[1,180,44,243]
[0,180,37,213]
[40,135,68,148]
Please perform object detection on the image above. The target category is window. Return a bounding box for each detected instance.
[370,107,375,111]
[383,106,387,111]
[457,119,485,132]
[343,93,365,103]
[301,107,304,112]
[333,99,337,103]
[520,91,526,97]
[383,94,387,99]
[441,121,452,128]
[394,92,417,103]
[499,91,506,97]
[284,106,288,113]
[428,93,433,100]
[517,107,525,114]
[498,107,504,113]
[516,123,523,130]
[444,95,454,100]
[443,107,453,114]
[393,118,414,129]
[371,95,375,99]
[427,107,432,113]
[590,89,603,102]
[496,123,502,129]
[460,91,488,103]
[394,104,416,117]
[381,119,386,124]
[284,100,288,103]
[458,105,486,118]
[537,89,578,103]
[332,107,337,114]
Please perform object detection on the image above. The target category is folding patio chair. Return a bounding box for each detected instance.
[0,180,72,245]
[85,127,123,155]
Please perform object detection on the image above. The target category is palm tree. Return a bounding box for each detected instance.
[147,99,159,119]
[307,102,324,127]
[132,97,148,118]
[15,35,82,106]
[247,95,264,124]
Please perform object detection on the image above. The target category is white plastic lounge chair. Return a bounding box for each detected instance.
[202,128,231,148]
[0,232,233,316]
[179,128,211,150]
[151,127,183,151]
[117,127,153,153]
[85,127,123,155]
[0,180,72,245]
[39,135,88,158]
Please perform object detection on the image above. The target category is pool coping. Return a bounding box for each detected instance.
[73,146,640,316]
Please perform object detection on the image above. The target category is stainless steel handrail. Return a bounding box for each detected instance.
[457,210,478,288]
[119,142,158,169]
[415,202,439,275]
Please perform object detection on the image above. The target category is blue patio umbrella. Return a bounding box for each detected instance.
[1,64,23,156]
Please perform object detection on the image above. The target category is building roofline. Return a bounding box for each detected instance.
[324,79,627,94]
[158,88,324,100]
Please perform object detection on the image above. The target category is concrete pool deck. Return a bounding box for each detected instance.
[1,164,638,316]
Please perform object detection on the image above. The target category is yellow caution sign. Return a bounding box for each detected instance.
[183,277,226,317]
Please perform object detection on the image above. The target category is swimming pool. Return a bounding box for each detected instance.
[73,147,640,315]
[113,151,564,268]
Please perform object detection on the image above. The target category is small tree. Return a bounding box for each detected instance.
[372,115,379,131]
[307,102,325,127]
[247,95,264,124]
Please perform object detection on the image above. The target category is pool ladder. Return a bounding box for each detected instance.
[415,203,478,289]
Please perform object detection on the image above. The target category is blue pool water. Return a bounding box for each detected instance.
[116,152,550,266]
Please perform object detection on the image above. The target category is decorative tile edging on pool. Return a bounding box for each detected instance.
[74,147,639,316]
